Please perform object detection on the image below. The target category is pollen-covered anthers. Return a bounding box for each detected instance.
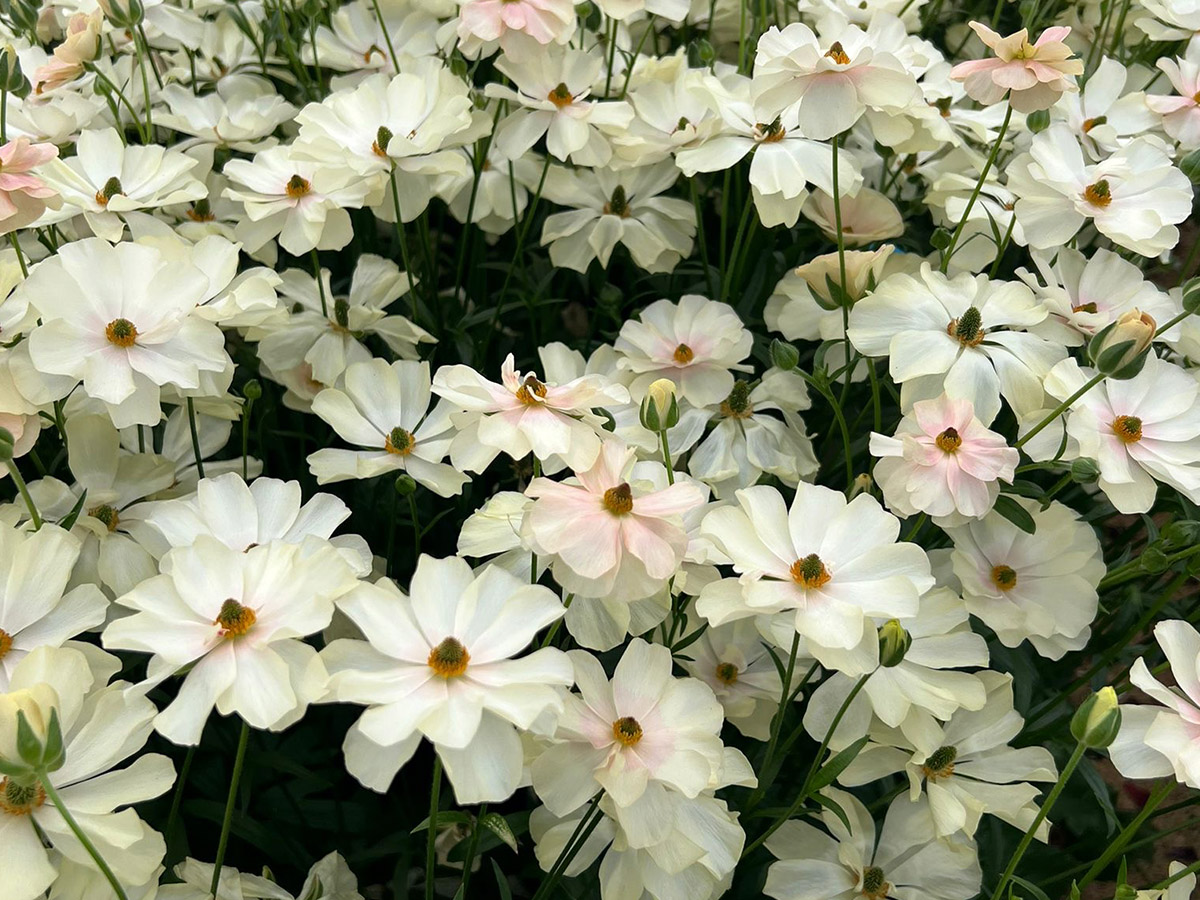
[332,298,351,331]
[372,125,394,158]
[720,381,754,419]
[612,715,643,746]
[285,174,312,199]
[1072,302,1099,314]
[714,662,739,685]
[860,866,889,900]
[824,41,851,64]
[1112,415,1143,444]
[948,306,985,347]
[991,564,1017,591]
[515,374,549,405]
[921,744,958,782]
[935,427,962,453]
[1082,115,1107,133]
[385,426,415,455]
[89,504,120,532]
[754,116,786,143]
[791,553,831,589]
[603,483,634,516]
[603,184,631,218]
[215,598,257,638]
[94,175,123,207]
[0,628,12,660]
[0,777,46,816]
[673,342,695,364]
[187,198,215,222]
[105,318,138,348]
[428,636,470,678]
[1083,179,1112,208]
[547,82,574,108]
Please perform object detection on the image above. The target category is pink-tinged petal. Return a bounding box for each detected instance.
[628,482,706,517]
[620,515,686,579]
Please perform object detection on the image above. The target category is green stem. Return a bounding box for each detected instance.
[940,103,1013,273]
[720,192,755,303]
[831,133,851,398]
[659,429,674,484]
[1153,857,1200,890]
[1077,779,1174,888]
[456,804,487,897]
[186,397,206,480]
[40,776,129,900]
[367,0,400,72]
[7,232,26,278]
[408,492,422,559]
[310,248,328,317]
[1014,371,1105,450]
[164,744,196,850]
[133,28,154,139]
[386,168,420,324]
[6,459,42,529]
[529,793,604,900]
[425,755,443,900]
[987,741,1087,900]
[210,720,251,897]
[745,634,801,810]
[240,399,254,481]
[540,594,572,648]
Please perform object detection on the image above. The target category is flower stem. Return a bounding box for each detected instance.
[1014,371,1105,450]
[40,775,129,900]
[408,492,422,559]
[186,397,206,479]
[456,804,487,897]
[745,633,800,810]
[1077,778,1174,888]
[210,720,251,897]
[367,0,400,73]
[659,429,674,484]
[529,793,603,900]
[831,133,851,397]
[309,248,328,317]
[940,103,1013,274]
[425,755,443,900]
[7,232,27,278]
[6,458,42,529]
[988,741,1086,900]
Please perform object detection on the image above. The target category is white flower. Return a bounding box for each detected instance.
[1007,125,1192,257]
[836,672,1058,841]
[698,483,933,671]
[157,75,298,152]
[0,524,106,690]
[1052,56,1158,159]
[940,497,1104,659]
[764,788,981,900]
[765,245,894,345]
[1146,41,1200,148]
[0,646,175,900]
[614,295,753,407]
[321,556,573,802]
[1110,619,1200,789]
[22,239,231,428]
[1041,356,1200,514]
[103,536,360,744]
[870,393,1018,524]
[539,161,696,274]
[307,358,468,497]
[302,0,439,76]
[161,851,363,900]
[847,263,1065,424]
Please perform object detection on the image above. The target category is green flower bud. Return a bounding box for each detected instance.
[1088,310,1155,380]
[1181,277,1200,315]
[0,426,13,462]
[1026,109,1050,133]
[1070,686,1121,749]
[394,474,417,496]
[877,619,911,668]
[1140,546,1170,574]
[770,338,800,372]
[1069,457,1100,484]
[640,379,679,432]
[242,379,262,402]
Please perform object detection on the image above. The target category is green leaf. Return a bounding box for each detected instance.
[410,810,471,833]
[993,495,1036,534]
[40,708,64,772]
[15,710,42,767]
[671,622,709,654]
[1009,875,1053,900]
[1077,758,1119,837]
[809,793,853,833]
[809,735,870,793]
[491,860,512,900]
[479,812,519,852]
[58,488,87,531]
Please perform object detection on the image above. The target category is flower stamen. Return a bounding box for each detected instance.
[89,504,120,532]
[1112,415,1142,443]
[921,744,958,781]
[286,174,312,198]
[672,343,695,364]
[385,426,415,455]
[1083,179,1112,208]
[825,41,851,64]
[215,599,256,638]
[0,778,45,816]
[720,381,754,419]
[948,306,985,346]
[612,716,643,746]
[715,662,739,685]
[991,564,1017,591]
[94,176,123,207]
[428,637,470,678]
[547,82,574,108]
[515,374,548,405]
[0,628,12,660]
[603,483,634,516]
[935,427,962,453]
[860,865,889,900]
[791,553,831,589]
[105,318,138,348]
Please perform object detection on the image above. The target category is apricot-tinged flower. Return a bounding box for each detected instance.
[1147,43,1200,148]
[457,0,576,53]
[950,22,1082,113]
[0,139,59,235]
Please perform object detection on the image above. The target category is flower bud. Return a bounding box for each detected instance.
[1088,310,1155,379]
[877,619,911,668]
[640,378,679,432]
[1070,686,1121,748]
[97,0,144,27]
[0,46,23,92]
[242,379,262,402]
[1181,148,1200,185]
[1139,546,1170,574]
[1181,277,1200,315]
[1069,457,1100,484]
[0,426,13,462]
[770,338,800,372]
[1026,109,1050,133]
[394,474,417,496]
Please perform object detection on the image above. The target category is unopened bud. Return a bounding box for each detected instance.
[1026,109,1050,133]
[0,426,13,462]
[877,619,911,668]
[1181,277,1200,315]
[242,379,262,402]
[770,338,800,372]
[394,474,417,496]
[640,378,679,432]
[1069,457,1100,484]
[1088,310,1155,379]
[97,0,144,26]
[1070,686,1121,748]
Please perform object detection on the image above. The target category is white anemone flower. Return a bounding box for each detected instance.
[157,75,298,152]
[321,556,573,803]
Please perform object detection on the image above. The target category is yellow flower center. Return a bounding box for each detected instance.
[215,599,257,638]
[1112,415,1142,443]
[372,125,393,158]
[755,116,787,143]
[547,82,574,108]
[0,778,45,816]
[715,662,739,685]
[94,175,123,207]
[791,553,831,589]
[860,866,889,900]
[385,426,415,455]
[948,306,985,347]
[1072,302,1098,314]
[935,427,962,453]
[0,628,12,660]
[603,483,634,516]
[286,174,312,198]
[825,41,851,64]
[720,381,754,419]
[1083,179,1112,208]
[612,716,643,746]
[603,184,631,218]
[428,637,470,678]
[991,564,1017,591]
[89,504,120,532]
[921,744,958,781]
[673,343,695,364]
[1082,115,1107,133]
[515,375,548,405]
[105,318,138,348]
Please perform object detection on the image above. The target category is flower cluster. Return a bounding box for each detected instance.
[1,0,1199,899]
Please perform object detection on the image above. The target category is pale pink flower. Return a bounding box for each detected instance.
[524,440,706,601]
[870,394,1018,524]
[1147,46,1200,147]
[0,139,60,234]
[950,23,1083,113]
[457,0,576,50]
[31,12,102,94]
